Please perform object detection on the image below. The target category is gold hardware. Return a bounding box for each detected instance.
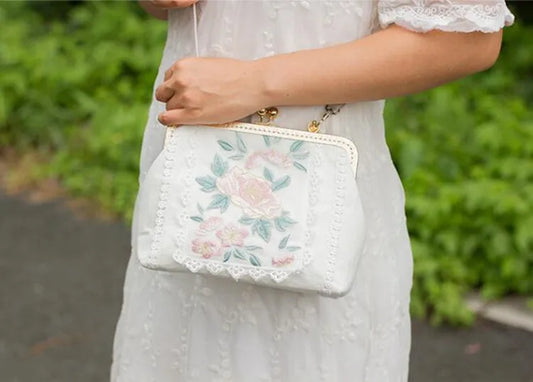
[267,107,278,118]
[255,104,345,132]
[256,106,279,125]
[307,120,320,133]
[306,104,344,133]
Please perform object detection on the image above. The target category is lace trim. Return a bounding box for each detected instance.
[173,132,197,261]
[301,149,322,267]
[321,150,348,295]
[148,130,176,265]
[379,2,515,33]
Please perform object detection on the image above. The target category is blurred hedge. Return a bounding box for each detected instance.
[1,2,531,324]
[0,2,166,220]
[385,22,533,323]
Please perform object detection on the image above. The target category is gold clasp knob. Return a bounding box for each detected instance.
[256,106,278,125]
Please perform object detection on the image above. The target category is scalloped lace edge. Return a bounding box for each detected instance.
[379,3,515,33]
[173,254,294,283]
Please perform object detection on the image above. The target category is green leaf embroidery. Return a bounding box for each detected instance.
[286,246,301,252]
[264,167,274,182]
[217,140,234,151]
[249,254,262,267]
[283,214,297,224]
[274,214,297,232]
[223,251,231,262]
[263,135,271,146]
[239,216,256,225]
[293,161,307,172]
[207,194,229,211]
[236,133,247,153]
[190,216,203,223]
[233,248,246,260]
[279,235,290,249]
[290,140,304,152]
[229,154,245,161]
[272,175,290,191]
[254,219,272,242]
[245,245,261,251]
[195,176,217,192]
[197,203,204,215]
[292,151,310,160]
[211,154,228,177]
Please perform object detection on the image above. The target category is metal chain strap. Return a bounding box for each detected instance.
[256,104,345,133]
[307,104,345,133]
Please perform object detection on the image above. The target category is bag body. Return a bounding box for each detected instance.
[135,122,366,297]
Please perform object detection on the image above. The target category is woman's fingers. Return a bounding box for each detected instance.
[149,0,198,9]
[157,109,181,126]
[164,68,173,81]
[155,82,175,103]
[156,67,186,102]
[158,108,197,127]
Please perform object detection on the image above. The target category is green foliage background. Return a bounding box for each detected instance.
[1,2,531,324]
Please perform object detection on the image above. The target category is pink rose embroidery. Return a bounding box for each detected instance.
[198,216,223,235]
[272,255,294,267]
[216,224,249,247]
[261,149,292,168]
[192,239,219,259]
[245,150,292,169]
[245,152,261,169]
[216,167,282,219]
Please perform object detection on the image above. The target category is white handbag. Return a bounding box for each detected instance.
[134,4,367,297]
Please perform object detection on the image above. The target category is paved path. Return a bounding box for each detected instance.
[1,190,532,382]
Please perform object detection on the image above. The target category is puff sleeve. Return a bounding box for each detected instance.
[378,0,515,33]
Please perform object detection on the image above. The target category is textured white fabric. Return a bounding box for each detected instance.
[111,1,514,381]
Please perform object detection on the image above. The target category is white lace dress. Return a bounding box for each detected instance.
[111,1,514,381]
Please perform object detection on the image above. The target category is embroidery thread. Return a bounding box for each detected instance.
[189,132,308,268]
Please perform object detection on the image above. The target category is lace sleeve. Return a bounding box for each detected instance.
[378,0,515,33]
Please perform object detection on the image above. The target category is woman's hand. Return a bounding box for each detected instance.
[156,57,266,126]
[138,0,198,20]
[145,0,198,9]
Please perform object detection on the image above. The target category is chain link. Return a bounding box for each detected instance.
[308,104,345,133]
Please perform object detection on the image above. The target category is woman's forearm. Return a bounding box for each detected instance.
[255,25,503,107]
[155,24,504,126]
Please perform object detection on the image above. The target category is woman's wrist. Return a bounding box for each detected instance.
[250,50,334,108]
[249,57,284,109]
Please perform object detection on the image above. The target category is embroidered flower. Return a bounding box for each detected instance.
[198,216,223,235]
[192,239,219,259]
[261,149,292,168]
[272,254,295,267]
[245,150,292,169]
[244,152,262,169]
[216,224,249,247]
[216,166,282,219]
